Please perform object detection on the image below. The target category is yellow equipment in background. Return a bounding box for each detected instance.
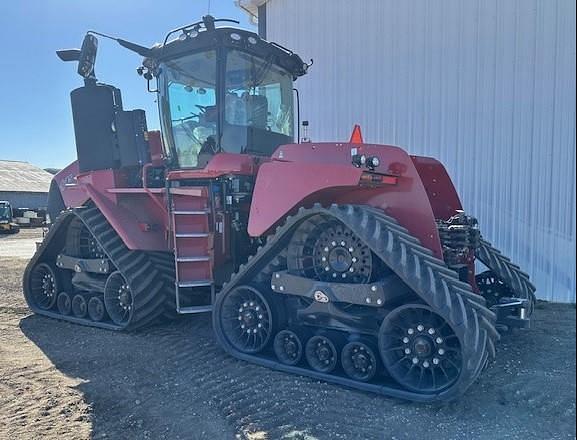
[0,201,20,234]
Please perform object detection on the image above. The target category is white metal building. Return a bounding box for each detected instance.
[0,160,52,209]
[238,0,576,303]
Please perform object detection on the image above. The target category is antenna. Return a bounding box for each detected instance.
[207,0,211,14]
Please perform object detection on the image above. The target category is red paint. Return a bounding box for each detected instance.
[168,152,260,181]
[55,161,89,209]
[147,130,165,166]
[249,161,363,235]
[53,139,468,267]
[85,183,168,251]
[251,142,444,259]
[411,156,463,220]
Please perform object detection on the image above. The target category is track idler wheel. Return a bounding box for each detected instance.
[57,292,72,315]
[217,285,274,354]
[104,271,133,326]
[379,304,463,393]
[341,342,378,382]
[71,294,88,318]
[28,263,59,310]
[274,330,303,366]
[88,296,106,322]
[305,335,338,373]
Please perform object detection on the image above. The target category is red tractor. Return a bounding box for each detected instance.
[23,16,535,401]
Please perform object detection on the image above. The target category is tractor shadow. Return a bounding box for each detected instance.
[19,303,574,440]
[19,313,234,440]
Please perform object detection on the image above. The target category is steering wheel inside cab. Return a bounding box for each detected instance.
[172,105,218,125]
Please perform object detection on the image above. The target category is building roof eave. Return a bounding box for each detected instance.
[234,0,268,23]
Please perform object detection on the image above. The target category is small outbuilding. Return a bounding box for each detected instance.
[0,160,53,210]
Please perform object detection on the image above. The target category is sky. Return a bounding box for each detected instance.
[0,0,252,169]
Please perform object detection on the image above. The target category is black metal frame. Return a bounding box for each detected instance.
[271,271,386,307]
[56,254,111,274]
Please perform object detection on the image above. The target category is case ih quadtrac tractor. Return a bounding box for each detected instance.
[23,16,536,401]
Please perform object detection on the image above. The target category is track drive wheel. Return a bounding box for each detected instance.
[216,285,274,354]
[379,304,463,393]
[288,216,373,283]
[67,217,106,259]
[28,263,59,310]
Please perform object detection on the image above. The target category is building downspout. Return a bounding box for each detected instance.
[257,3,266,39]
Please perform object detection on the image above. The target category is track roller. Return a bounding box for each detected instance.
[305,336,338,373]
[71,294,88,318]
[274,330,303,365]
[341,342,378,382]
[88,296,106,322]
[57,292,72,315]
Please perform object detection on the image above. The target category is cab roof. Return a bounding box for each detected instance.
[148,26,308,80]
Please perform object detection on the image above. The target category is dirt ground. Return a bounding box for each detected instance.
[0,230,575,440]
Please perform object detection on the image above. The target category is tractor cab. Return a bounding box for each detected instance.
[152,19,308,169]
[57,16,309,174]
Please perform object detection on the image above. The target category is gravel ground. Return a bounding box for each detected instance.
[0,230,575,440]
[0,228,42,259]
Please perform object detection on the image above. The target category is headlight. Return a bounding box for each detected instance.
[367,156,380,170]
[352,154,367,168]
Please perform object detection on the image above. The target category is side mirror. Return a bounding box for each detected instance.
[56,33,99,80]
[56,48,81,62]
[77,34,98,78]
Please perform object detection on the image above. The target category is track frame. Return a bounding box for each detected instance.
[23,206,173,330]
[213,204,500,402]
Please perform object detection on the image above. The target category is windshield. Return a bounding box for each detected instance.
[159,51,218,168]
[222,50,294,155]
[159,48,295,168]
[0,205,11,220]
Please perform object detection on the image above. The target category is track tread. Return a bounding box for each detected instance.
[23,207,173,331]
[213,204,499,401]
[475,238,537,308]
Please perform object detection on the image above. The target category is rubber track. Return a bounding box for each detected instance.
[23,207,168,330]
[147,251,179,319]
[213,204,500,402]
[475,238,536,307]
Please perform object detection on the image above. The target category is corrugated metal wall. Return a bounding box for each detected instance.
[0,192,48,210]
[264,0,576,302]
